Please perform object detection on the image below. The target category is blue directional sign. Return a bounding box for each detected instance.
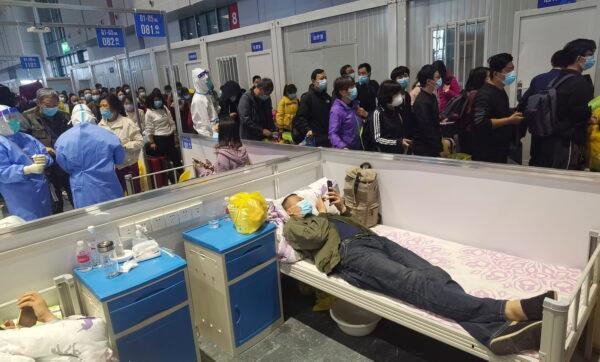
[251,42,263,52]
[310,31,327,44]
[134,12,166,38]
[20,56,40,69]
[538,0,575,8]
[96,27,125,48]
[188,52,197,61]
[182,136,192,149]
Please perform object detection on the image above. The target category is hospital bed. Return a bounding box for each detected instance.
[275,148,600,362]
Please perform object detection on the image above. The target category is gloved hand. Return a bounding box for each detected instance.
[32,154,46,165]
[23,163,45,175]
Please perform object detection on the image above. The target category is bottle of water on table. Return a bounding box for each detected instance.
[76,240,92,272]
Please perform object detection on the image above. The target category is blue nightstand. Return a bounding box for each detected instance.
[74,250,199,362]
[183,219,283,355]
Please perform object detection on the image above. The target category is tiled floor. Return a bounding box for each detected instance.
[199,276,486,362]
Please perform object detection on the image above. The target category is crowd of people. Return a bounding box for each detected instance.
[219,38,596,171]
[0,37,596,223]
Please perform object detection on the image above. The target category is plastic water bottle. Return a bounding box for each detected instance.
[87,226,101,268]
[76,240,92,272]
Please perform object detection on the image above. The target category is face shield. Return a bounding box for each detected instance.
[192,68,211,94]
[0,105,27,137]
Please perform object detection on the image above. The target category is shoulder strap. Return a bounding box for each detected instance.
[548,73,576,89]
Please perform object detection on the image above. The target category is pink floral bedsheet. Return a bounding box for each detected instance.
[370,225,581,341]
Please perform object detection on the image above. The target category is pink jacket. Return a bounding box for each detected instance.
[216,146,250,173]
[436,75,461,113]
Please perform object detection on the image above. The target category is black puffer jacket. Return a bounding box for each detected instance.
[292,85,332,146]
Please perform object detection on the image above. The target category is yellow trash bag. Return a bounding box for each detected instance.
[178,169,193,183]
[586,107,600,171]
[228,192,268,234]
[138,160,150,192]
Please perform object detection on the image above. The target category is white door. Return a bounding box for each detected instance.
[246,50,275,102]
[185,61,203,91]
[513,1,598,164]
[287,44,357,94]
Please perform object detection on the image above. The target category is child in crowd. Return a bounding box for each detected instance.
[276,84,299,133]
[215,116,250,173]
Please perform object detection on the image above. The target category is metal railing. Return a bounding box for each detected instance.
[124,164,197,195]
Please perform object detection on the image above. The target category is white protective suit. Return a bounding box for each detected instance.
[191,68,219,137]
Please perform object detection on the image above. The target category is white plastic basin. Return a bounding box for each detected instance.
[329,299,381,337]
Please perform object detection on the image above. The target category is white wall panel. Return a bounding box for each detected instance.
[407,0,539,80]
[206,31,272,90]
[91,60,120,88]
[283,6,388,91]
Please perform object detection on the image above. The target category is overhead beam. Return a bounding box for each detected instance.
[0,0,160,14]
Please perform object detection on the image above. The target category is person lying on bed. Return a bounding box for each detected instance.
[2,292,56,329]
[282,190,556,356]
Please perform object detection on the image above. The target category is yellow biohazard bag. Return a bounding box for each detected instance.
[228,192,268,234]
[586,108,600,171]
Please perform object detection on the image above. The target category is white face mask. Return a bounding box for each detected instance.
[390,94,404,107]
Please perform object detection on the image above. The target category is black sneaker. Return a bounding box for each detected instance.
[521,291,557,320]
[488,320,543,355]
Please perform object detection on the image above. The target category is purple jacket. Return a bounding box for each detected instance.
[216,146,250,173]
[328,98,362,149]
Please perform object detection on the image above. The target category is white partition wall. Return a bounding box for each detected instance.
[70,65,93,91]
[154,39,203,89]
[320,149,600,270]
[180,135,316,167]
[91,59,121,89]
[280,1,390,88]
[117,51,156,91]
[203,23,274,93]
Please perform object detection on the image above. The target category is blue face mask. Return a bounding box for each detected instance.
[41,107,59,117]
[358,75,369,85]
[207,79,215,91]
[348,87,358,101]
[348,73,355,80]
[84,94,92,101]
[502,70,517,86]
[8,120,20,133]
[288,93,297,99]
[154,100,163,109]
[296,199,313,217]
[259,94,270,101]
[397,77,410,90]
[434,78,443,89]
[583,56,596,71]
[91,95,100,102]
[318,79,327,91]
[101,110,113,120]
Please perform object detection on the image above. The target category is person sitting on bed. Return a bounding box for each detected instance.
[282,189,556,356]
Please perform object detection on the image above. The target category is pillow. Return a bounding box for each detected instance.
[0,316,113,361]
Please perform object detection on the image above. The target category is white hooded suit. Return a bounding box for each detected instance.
[191,67,219,137]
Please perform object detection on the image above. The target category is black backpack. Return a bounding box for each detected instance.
[525,74,575,137]
[441,93,469,127]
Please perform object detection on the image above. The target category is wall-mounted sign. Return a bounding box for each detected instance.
[228,3,240,30]
[20,56,41,69]
[182,136,192,149]
[251,41,263,52]
[310,31,327,44]
[188,52,198,61]
[537,0,575,8]
[109,67,115,74]
[96,27,125,48]
[134,12,166,37]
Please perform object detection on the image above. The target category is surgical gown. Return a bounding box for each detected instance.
[0,133,53,221]
[54,123,125,209]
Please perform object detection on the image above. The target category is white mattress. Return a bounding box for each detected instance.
[280,224,581,360]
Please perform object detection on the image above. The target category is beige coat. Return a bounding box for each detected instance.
[99,115,144,169]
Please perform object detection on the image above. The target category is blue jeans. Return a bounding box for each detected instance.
[335,234,508,346]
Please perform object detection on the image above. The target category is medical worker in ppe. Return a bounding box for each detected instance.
[0,105,53,221]
[191,68,220,137]
[69,103,97,126]
[54,109,125,209]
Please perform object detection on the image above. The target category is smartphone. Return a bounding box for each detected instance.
[327,180,340,194]
[17,306,37,327]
